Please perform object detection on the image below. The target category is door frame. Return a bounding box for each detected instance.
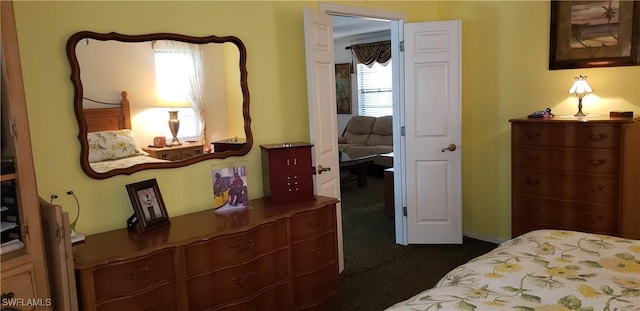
[319,3,409,245]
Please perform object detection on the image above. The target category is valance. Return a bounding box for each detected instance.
[349,40,391,66]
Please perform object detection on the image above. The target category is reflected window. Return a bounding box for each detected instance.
[154,48,201,141]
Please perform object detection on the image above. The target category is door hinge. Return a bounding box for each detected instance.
[55,226,64,242]
[403,206,407,216]
[399,40,404,52]
[401,126,406,137]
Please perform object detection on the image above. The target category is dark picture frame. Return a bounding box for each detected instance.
[335,63,352,114]
[549,0,640,70]
[126,178,170,232]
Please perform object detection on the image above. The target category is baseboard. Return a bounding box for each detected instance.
[463,231,508,245]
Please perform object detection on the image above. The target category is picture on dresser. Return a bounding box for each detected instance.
[212,163,249,213]
[126,178,170,232]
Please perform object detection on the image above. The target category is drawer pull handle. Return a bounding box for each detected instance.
[586,185,606,193]
[232,272,256,287]
[588,133,608,141]
[588,159,607,167]
[1,292,15,301]
[525,178,541,186]
[587,214,606,222]
[525,155,540,162]
[144,307,155,311]
[229,239,255,254]
[125,267,150,283]
[308,218,322,228]
[525,132,541,139]
[308,247,323,259]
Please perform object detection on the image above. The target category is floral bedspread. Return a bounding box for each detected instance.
[385,230,640,311]
[89,155,168,173]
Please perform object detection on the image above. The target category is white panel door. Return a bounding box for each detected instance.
[404,20,462,244]
[303,8,344,270]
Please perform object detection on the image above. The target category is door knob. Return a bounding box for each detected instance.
[317,165,331,174]
[441,144,457,152]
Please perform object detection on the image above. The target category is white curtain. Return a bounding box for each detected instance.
[154,40,206,142]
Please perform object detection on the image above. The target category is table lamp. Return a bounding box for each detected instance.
[568,75,593,117]
[156,99,191,146]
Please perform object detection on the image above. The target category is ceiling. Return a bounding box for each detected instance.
[332,16,390,39]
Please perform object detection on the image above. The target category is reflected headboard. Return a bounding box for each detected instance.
[83,91,131,132]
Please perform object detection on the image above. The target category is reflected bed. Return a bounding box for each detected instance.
[385,229,640,311]
[84,91,168,172]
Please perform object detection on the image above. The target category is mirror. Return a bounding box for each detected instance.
[67,32,252,179]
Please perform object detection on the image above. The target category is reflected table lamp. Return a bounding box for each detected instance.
[156,99,191,146]
[568,75,593,117]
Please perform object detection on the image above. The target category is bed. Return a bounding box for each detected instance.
[84,91,168,173]
[385,229,640,311]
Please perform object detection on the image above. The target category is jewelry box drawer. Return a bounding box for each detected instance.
[186,249,289,310]
[512,195,618,234]
[513,171,619,204]
[291,231,337,274]
[290,206,335,241]
[512,146,620,174]
[96,281,177,311]
[184,220,287,275]
[292,263,338,308]
[92,250,174,302]
[513,124,620,148]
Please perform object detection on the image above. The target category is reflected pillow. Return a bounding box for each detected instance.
[87,129,148,163]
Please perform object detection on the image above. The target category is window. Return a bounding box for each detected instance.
[154,51,200,141]
[356,61,393,117]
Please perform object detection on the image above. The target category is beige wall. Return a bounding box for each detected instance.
[14,1,640,240]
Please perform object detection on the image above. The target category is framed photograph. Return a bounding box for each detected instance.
[126,178,170,232]
[212,162,249,213]
[335,63,352,114]
[549,0,640,70]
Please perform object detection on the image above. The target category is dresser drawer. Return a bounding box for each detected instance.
[92,250,174,302]
[513,171,619,204]
[513,123,621,148]
[512,146,620,175]
[290,206,335,241]
[291,231,337,274]
[96,282,177,311]
[187,249,289,310]
[185,221,287,276]
[512,195,618,235]
[293,263,338,309]
[215,283,291,311]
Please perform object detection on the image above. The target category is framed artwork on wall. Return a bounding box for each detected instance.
[335,63,352,114]
[549,0,640,70]
[126,178,170,232]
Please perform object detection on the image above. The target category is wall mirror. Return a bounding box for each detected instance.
[67,32,252,179]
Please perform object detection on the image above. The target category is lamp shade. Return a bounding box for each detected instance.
[155,98,191,109]
[568,75,593,96]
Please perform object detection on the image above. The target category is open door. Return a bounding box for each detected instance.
[303,8,344,271]
[40,199,79,311]
[404,20,462,244]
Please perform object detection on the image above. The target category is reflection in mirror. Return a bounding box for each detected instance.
[67,32,252,179]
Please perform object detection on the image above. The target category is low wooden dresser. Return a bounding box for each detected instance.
[142,142,204,161]
[73,196,339,311]
[510,116,640,239]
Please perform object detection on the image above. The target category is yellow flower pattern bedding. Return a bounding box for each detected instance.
[386,230,640,311]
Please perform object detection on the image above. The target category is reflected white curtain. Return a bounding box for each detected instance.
[154,40,206,142]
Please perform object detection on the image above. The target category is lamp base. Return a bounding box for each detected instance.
[574,111,587,117]
[168,110,182,145]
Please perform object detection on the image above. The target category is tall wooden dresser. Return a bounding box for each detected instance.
[73,196,339,311]
[510,116,640,239]
[1,1,51,308]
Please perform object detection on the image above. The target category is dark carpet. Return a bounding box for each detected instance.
[328,175,498,311]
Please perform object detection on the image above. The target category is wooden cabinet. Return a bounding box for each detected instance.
[260,143,315,204]
[1,1,51,309]
[73,196,339,311]
[142,142,204,161]
[510,116,640,239]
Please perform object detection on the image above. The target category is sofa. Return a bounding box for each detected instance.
[338,115,393,159]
